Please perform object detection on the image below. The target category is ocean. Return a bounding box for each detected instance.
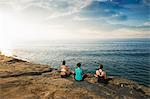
[11,38,150,86]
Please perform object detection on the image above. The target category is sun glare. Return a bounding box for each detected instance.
[0,37,13,56]
[0,13,13,56]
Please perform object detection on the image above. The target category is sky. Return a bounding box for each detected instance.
[0,0,150,44]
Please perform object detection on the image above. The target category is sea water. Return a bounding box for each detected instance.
[12,38,150,86]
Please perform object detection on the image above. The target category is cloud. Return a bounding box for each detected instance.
[109,13,127,21]
[0,0,35,11]
[111,0,141,4]
[1,0,147,22]
[143,22,150,26]
[73,16,93,21]
[80,0,149,26]
[111,0,149,6]
[106,21,150,31]
[0,0,149,39]
[70,27,150,39]
[143,0,150,6]
[110,28,150,38]
[45,0,93,19]
[76,0,128,21]
[0,0,93,19]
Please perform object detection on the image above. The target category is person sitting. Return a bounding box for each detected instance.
[74,63,87,81]
[60,60,72,78]
[94,64,107,84]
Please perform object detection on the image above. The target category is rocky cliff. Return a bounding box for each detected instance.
[0,55,149,99]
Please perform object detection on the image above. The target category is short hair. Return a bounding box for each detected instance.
[62,60,66,65]
[99,64,103,69]
[77,63,81,67]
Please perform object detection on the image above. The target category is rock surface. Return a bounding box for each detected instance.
[0,55,149,99]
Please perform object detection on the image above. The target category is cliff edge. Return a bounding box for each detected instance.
[0,55,149,99]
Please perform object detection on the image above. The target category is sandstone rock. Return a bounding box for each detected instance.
[0,55,149,99]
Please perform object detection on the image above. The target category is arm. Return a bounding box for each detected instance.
[101,71,107,79]
[94,70,100,77]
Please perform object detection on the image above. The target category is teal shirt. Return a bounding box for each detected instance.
[75,67,83,81]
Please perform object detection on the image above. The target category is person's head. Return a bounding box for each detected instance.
[77,63,81,67]
[62,60,66,65]
[99,64,103,69]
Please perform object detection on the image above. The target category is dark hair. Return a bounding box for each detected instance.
[77,63,81,67]
[99,64,103,69]
[62,60,66,65]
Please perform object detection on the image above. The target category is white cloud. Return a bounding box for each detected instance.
[94,0,108,1]
[143,22,150,26]
[0,0,149,41]
[45,0,93,19]
[73,16,93,21]
[110,28,150,38]
[0,0,93,19]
